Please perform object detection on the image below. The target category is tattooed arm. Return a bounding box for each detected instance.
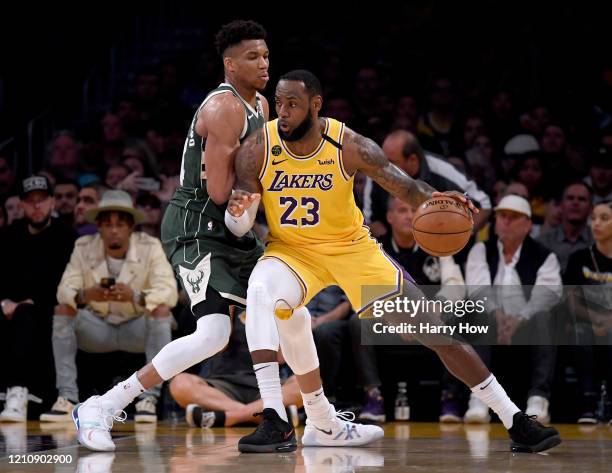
[343,128,479,212]
[224,129,265,236]
[342,128,436,207]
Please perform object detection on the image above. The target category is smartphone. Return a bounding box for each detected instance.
[101,277,116,289]
[135,177,161,192]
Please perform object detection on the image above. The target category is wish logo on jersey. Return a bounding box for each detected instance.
[267,170,334,192]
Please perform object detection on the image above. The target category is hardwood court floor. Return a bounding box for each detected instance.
[1,421,611,472]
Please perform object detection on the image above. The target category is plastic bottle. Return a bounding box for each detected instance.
[394,381,410,421]
[597,381,611,423]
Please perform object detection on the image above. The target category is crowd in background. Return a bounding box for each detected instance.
[0,10,611,428]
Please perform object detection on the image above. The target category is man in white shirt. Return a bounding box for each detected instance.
[43,190,178,424]
[464,195,562,424]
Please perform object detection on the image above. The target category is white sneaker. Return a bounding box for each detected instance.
[134,396,157,423]
[463,395,491,424]
[75,452,116,473]
[0,386,28,422]
[302,447,385,472]
[301,407,384,447]
[525,395,550,424]
[72,395,126,452]
[40,396,76,422]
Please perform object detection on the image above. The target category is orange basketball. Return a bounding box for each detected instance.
[412,197,473,256]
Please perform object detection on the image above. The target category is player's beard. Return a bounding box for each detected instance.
[279,113,314,142]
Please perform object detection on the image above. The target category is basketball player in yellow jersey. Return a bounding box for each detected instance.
[227,70,561,453]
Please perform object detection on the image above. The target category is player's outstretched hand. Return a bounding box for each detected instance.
[432,190,479,214]
[227,189,261,218]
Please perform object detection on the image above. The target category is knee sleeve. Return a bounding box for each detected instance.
[152,313,231,380]
[276,306,319,375]
[246,282,280,352]
[245,258,304,353]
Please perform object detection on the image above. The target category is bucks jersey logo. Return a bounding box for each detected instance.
[178,255,211,308]
[186,270,205,293]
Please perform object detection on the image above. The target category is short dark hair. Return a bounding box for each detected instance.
[54,178,80,190]
[563,180,593,198]
[279,70,322,98]
[215,20,267,56]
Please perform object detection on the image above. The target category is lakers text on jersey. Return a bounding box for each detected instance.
[259,118,405,316]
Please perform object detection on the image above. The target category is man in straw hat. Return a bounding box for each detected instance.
[42,190,177,424]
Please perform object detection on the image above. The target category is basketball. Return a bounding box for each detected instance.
[412,197,473,256]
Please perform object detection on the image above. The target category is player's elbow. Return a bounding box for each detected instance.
[210,192,228,206]
[206,182,230,205]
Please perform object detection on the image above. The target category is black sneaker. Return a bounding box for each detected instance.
[186,404,222,428]
[508,412,562,453]
[238,408,297,453]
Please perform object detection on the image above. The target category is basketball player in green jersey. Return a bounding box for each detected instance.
[72,20,285,452]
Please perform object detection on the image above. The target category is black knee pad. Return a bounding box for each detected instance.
[192,286,231,320]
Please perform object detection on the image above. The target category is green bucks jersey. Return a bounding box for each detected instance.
[171,82,265,220]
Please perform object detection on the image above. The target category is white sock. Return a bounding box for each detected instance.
[301,387,333,428]
[254,362,287,422]
[99,372,145,411]
[471,374,520,429]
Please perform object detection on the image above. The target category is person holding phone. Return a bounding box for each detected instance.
[40,190,178,424]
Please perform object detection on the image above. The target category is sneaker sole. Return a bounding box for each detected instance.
[511,434,562,453]
[134,415,158,423]
[463,415,491,424]
[439,414,462,423]
[302,428,384,447]
[40,414,72,422]
[358,413,386,423]
[577,418,598,425]
[238,440,297,453]
[0,416,26,422]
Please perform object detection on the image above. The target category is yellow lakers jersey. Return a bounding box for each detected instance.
[259,118,367,253]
